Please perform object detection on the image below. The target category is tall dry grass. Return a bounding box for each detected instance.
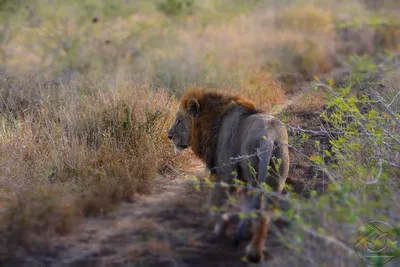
[0,74,178,260]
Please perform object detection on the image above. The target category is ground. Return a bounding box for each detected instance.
[7,154,316,267]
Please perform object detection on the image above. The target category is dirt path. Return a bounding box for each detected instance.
[12,151,313,267]
[10,150,305,267]
[10,157,246,266]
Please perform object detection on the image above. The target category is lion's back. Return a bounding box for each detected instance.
[215,108,287,166]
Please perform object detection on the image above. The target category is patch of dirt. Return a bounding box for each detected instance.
[3,158,229,266]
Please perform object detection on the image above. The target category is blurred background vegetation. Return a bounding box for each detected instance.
[0,0,399,265]
[1,0,398,93]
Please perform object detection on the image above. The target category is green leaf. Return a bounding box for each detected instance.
[211,205,220,213]
[342,184,350,193]
[295,233,304,242]
[311,190,317,197]
[233,178,245,185]
[203,177,215,188]
[220,181,229,188]
[309,155,323,164]
[238,212,247,219]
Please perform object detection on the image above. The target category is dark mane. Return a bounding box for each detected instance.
[180,88,261,168]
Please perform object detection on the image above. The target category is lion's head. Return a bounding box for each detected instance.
[167,97,200,153]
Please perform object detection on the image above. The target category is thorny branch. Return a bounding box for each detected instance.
[285,124,344,137]
[388,90,400,107]
[187,80,398,259]
[370,89,400,126]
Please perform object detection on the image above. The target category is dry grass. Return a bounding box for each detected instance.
[288,88,327,113]
[127,239,172,259]
[240,72,286,111]
[275,4,334,34]
[0,75,178,260]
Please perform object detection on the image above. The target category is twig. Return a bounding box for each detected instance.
[301,227,354,256]
[285,124,344,137]
[370,89,400,126]
[388,90,400,107]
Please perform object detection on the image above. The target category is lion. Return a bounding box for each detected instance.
[168,88,289,263]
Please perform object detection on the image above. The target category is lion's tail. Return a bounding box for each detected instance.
[252,138,273,208]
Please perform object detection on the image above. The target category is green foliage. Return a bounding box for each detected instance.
[270,57,399,262]
[157,0,194,16]
[347,55,378,76]
[195,61,398,263]
[337,14,398,29]
[0,0,22,13]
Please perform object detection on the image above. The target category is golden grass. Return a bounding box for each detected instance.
[240,72,286,111]
[0,76,178,260]
[289,89,327,113]
[275,4,334,34]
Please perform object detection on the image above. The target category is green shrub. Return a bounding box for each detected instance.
[157,0,194,16]
[0,0,22,12]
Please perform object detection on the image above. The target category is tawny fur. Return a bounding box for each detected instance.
[180,88,261,168]
[246,212,270,263]
[169,88,290,263]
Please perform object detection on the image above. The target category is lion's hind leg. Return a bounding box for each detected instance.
[214,212,238,237]
[233,196,253,246]
[210,165,240,237]
[241,139,273,262]
[245,211,270,263]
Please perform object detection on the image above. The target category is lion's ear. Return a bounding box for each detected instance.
[187,98,200,117]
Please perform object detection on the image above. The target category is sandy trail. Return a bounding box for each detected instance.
[16,157,256,266]
[43,158,211,266]
[30,154,306,267]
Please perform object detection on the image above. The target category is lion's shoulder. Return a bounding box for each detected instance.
[181,88,262,168]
